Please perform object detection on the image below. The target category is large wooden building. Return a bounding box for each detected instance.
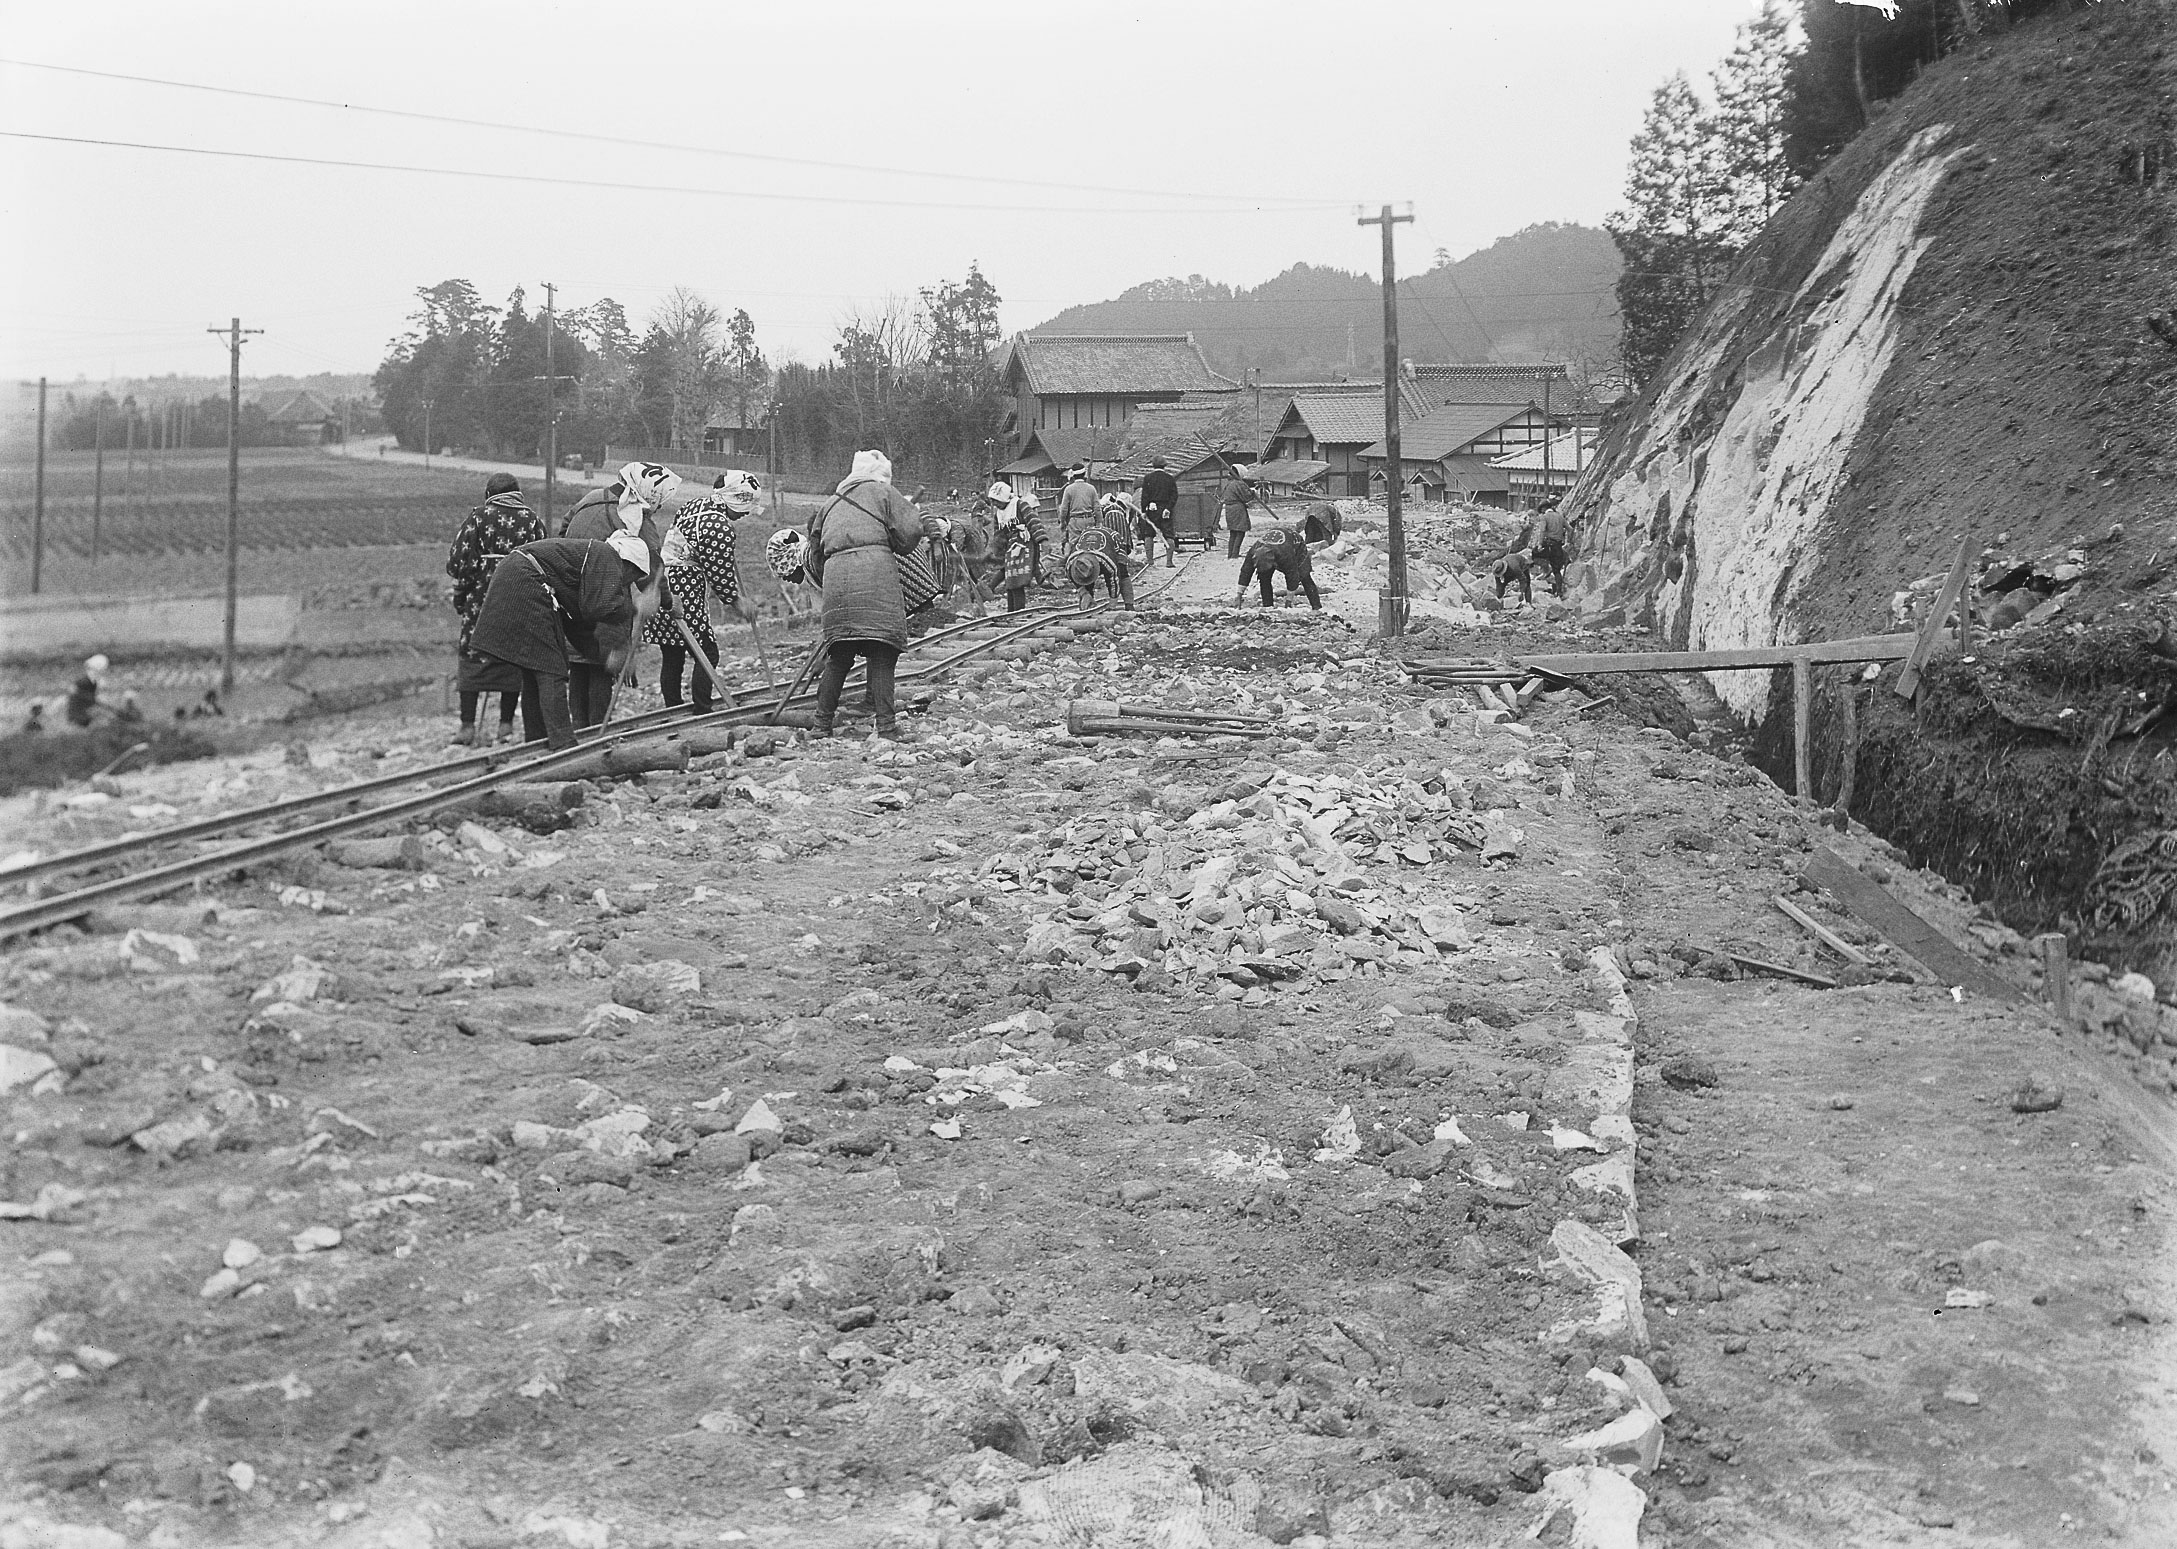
[1357,402,1573,508]
[999,333,1236,450]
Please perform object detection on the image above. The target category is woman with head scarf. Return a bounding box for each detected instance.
[643,469,759,714]
[466,532,661,749]
[446,472,546,744]
[984,480,1045,586]
[65,656,108,727]
[557,461,681,726]
[804,450,932,739]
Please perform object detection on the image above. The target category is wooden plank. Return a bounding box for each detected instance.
[1835,684,1859,818]
[1792,658,1813,807]
[1772,894,1873,966]
[1728,952,1839,989]
[1896,534,1972,699]
[2037,933,2071,1020]
[1513,634,1918,677]
[1799,846,2021,1002]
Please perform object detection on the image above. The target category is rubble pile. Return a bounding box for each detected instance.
[989,765,1533,993]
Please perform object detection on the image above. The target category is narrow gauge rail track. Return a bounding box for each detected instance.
[0,557,1200,940]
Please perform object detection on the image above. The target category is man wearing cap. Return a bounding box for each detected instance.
[1137,456,1180,567]
[1056,462,1098,555]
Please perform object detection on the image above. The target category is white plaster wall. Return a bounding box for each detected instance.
[1582,125,1967,721]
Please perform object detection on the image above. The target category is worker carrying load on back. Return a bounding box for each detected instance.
[984,480,1045,586]
[1234,523,1322,612]
[1064,492,1141,610]
[466,532,661,749]
[1516,497,1572,598]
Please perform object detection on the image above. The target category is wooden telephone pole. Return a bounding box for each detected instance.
[206,317,263,691]
[541,282,560,529]
[31,378,46,595]
[1359,204,1414,637]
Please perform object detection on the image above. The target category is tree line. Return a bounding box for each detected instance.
[1608,0,2080,390]
[371,264,1008,489]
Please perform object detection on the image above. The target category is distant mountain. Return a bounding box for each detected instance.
[1028,222,1622,381]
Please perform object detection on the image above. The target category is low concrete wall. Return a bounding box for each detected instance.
[0,592,302,660]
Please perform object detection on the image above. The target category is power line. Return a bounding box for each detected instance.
[0,129,1338,216]
[0,56,1334,209]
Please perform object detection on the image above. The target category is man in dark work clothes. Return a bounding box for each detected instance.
[1137,456,1180,566]
[467,532,661,748]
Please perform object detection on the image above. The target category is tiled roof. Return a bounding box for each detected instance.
[1282,392,1395,446]
[996,425,1129,477]
[1407,362,1595,414]
[1438,453,1513,494]
[1003,333,1239,396]
[1356,403,1531,462]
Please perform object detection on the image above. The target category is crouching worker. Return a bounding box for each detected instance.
[466,531,660,749]
[1494,549,1534,606]
[1235,525,1323,612]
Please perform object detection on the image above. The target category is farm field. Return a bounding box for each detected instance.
[0,450,571,599]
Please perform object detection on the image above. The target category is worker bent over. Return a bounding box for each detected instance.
[1235,526,1322,612]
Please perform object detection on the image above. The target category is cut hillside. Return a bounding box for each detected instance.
[1565,0,2177,980]
[1030,223,1621,379]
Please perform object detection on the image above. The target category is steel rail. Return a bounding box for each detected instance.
[1,573,1185,893]
[0,556,1198,933]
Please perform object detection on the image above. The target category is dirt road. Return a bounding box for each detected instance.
[1,595,2170,1548]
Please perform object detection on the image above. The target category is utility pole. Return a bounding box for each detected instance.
[1359,204,1414,637]
[207,317,263,691]
[769,400,782,518]
[31,378,46,595]
[423,399,434,471]
[124,403,136,530]
[542,282,559,530]
[92,398,105,567]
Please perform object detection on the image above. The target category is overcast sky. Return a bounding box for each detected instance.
[2,0,1764,385]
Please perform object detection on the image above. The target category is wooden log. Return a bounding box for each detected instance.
[2037,933,2072,1020]
[1727,952,1839,989]
[1834,683,1859,819]
[1799,846,2021,1002]
[1896,534,1972,699]
[1513,634,1917,677]
[326,834,424,870]
[519,743,688,784]
[1772,894,1872,966]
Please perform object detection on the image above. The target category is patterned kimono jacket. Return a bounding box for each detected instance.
[642,496,743,652]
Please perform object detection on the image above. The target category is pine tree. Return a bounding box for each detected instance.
[1606,74,1738,388]
[1710,1,1801,244]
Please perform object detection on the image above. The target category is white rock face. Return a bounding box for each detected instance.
[1579,125,1968,721]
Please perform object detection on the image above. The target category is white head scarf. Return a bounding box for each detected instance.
[616,461,681,517]
[846,449,892,486]
[605,529,651,574]
[85,655,110,677]
[987,481,1013,504]
[714,469,763,515]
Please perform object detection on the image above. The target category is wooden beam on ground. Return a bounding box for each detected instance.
[1728,952,1839,990]
[1896,534,1973,700]
[1792,658,1813,807]
[1799,846,2022,1002]
[1509,634,1917,678]
[1772,894,1873,966]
